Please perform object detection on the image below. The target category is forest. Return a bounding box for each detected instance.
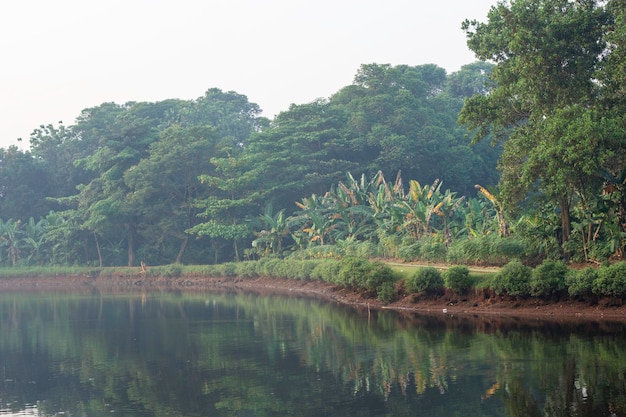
[0,0,624,271]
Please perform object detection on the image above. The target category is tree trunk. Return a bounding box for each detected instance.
[175,236,188,264]
[94,232,103,268]
[234,240,240,262]
[560,198,571,261]
[560,198,571,244]
[127,224,136,267]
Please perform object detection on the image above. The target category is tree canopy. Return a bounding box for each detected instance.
[2,5,625,269]
[460,0,626,260]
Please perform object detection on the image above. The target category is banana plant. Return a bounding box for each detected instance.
[252,205,291,256]
[399,179,443,240]
[0,219,25,266]
[433,189,465,245]
[293,194,337,246]
[475,184,508,237]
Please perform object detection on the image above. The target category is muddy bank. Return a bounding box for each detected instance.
[1,273,626,322]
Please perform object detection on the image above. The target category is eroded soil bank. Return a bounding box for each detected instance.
[1,273,625,322]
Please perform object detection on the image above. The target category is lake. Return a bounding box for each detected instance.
[0,287,625,417]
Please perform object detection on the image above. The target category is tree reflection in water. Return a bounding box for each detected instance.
[0,289,625,416]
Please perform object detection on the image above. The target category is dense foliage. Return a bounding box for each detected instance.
[0,63,501,267]
[0,0,624,274]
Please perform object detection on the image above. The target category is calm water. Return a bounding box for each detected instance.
[0,288,626,417]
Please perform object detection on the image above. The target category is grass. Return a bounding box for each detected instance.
[0,265,100,278]
[387,263,497,283]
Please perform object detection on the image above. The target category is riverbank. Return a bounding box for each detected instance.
[1,271,626,322]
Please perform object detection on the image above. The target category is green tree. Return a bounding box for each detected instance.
[125,125,219,264]
[0,146,53,221]
[460,0,613,258]
[246,99,356,209]
[72,101,169,266]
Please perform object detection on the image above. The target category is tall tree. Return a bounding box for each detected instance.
[72,101,169,266]
[0,146,51,221]
[460,0,612,255]
[246,99,356,209]
[331,63,500,196]
[125,125,219,264]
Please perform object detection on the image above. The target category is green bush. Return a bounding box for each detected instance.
[310,259,341,282]
[292,260,317,280]
[260,258,282,277]
[337,257,397,301]
[217,262,238,277]
[492,259,531,297]
[592,262,626,297]
[444,265,473,294]
[529,260,568,297]
[337,257,372,289]
[377,281,397,303]
[446,236,526,266]
[364,261,396,293]
[419,238,447,262]
[305,245,340,259]
[405,267,444,294]
[398,243,421,262]
[147,264,182,278]
[235,261,260,278]
[491,237,526,263]
[378,233,401,259]
[357,241,379,259]
[566,267,597,297]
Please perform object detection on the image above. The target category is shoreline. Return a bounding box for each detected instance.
[1,273,626,322]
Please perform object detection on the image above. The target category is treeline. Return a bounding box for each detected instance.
[0,62,501,267]
[2,0,626,269]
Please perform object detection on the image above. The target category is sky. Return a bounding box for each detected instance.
[0,0,496,149]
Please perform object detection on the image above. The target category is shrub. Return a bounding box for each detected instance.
[566,267,597,297]
[292,260,317,280]
[378,233,401,259]
[492,259,531,297]
[491,237,527,263]
[336,257,397,302]
[444,265,473,294]
[593,262,626,297]
[261,258,282,277]
[305,245,340,259]
[364,261,396,293]
[398,243,421,262]
[147,263,182,278]
[310,259,341,282]
[235,261,260,278]
[529,260,568,297]
[216,263,237,277]
[337,257,372,289]
[446,236,527,266]
[377,281,397,304]
[337,257,395,289]
[405,267,444,294]
[419,238,447,262]
[357,241,379,259]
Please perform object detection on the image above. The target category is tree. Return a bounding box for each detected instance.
[125,125,219,264]
[246,99,356,209]
[330,63,500,197]
[72,101,168,266]
[460,0,612,257]
[0,147,52,221]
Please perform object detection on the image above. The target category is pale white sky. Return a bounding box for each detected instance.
[0,0,495,149]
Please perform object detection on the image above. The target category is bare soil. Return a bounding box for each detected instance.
[2,272,626,322]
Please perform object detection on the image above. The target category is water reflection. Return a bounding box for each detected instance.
[0,288,625,416]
